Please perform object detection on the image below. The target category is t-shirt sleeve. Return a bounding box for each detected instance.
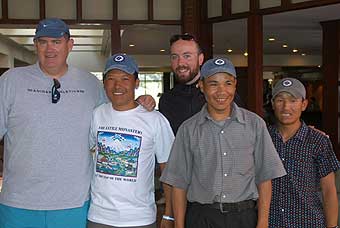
[160,124,193,190]
[0,70,14,140]
[155,113,175,163]
[254,118,287,184]
[316,136,340,178]
[89,111,97,151]
[96,80,108,106]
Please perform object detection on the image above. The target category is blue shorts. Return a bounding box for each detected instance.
[0,201,89,228]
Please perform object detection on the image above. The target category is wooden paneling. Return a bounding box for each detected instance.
[321,20,340,159]
[247,14,263,116]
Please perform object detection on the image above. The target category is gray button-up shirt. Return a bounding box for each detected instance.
[160,103,286,203]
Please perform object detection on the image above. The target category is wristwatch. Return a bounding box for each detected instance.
[162,215,175,221]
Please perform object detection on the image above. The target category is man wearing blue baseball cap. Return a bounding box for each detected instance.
[161,57,286,228]
[0,18,154,228]
[268,78,340,228]
[87,54,174,228]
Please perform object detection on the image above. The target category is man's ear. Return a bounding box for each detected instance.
[135,79,140,89]
[67,38,74,52]
[199,53,204,66]
[301,99,308,111]
[198,80,204,93]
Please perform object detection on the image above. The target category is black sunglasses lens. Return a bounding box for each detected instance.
[52,79,61,103]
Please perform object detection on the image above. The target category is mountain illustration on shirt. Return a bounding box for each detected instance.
[96,131,141,177]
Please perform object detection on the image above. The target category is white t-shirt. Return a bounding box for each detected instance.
[88,103,174,227]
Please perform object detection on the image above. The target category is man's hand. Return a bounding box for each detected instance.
[136,95,156,111]
[309,125,329,137]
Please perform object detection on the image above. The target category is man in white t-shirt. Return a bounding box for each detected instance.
[87,54,174,228]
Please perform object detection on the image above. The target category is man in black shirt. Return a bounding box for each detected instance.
[159,34,244,134]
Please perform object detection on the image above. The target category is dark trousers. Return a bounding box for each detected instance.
[185,203,257,228]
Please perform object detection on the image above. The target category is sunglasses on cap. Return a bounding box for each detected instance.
[169,33,198,45]
[51,78,61,104]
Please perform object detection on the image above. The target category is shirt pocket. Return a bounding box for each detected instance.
[233,143,255,176]
[286,151,315,185]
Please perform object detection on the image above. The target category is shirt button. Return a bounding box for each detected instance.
[223,152,227,156]
[224,173,228,177]
[221,130,224,134]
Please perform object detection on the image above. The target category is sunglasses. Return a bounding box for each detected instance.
[51,78,61,104]
[169,33,198,45]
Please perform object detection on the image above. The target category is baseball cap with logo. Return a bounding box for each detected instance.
[200,57,237,80]
[103,54,139,79]
[272,78,306,99]
[34,18,70,40]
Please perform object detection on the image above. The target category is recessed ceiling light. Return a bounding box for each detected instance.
[292,49,298,53]
[301,53,306,56]
[227,49,233,53]
[268,37,275,42]
[244,52,248,57]
[129,44,135,47]
[160,49,165,52]
[318,65,321,68]
[282,44,288,48]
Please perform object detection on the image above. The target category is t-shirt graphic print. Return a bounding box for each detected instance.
[96,131,141,178]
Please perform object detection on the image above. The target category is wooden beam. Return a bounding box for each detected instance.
[182,0,200,35]
[259,0,340,15]
[110,0,121,54]
[111,20,121,54]
[222,0,231,16]
[113,0,118,20]
[281,0,290,8]
[247,14,263,116]
[2,0,8,20]
[200,0,212,59]
[250,0,260,12]
[39,0,46,19]
[207,0,340,23]
[321,20,340,159]
[76,0,82,22]
[148,0,154,21]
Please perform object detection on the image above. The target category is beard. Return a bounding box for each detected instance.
[174,66,200,84]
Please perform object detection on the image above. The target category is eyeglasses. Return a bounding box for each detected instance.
[169,33,198,45]
[51,78,61,104]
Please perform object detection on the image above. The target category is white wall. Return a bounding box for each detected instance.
[0,35,36,68]
[67,52,107,72]
[67,52,322,73]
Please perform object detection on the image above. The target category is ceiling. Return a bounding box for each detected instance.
[0,3,340,59]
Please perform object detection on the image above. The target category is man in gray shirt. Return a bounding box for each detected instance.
[0,18,154,228]
[161,57,286,228]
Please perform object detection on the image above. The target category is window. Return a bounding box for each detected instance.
[136,72,163,109]
[92,71,164,109]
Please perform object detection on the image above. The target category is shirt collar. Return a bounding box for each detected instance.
[272,121,309,142]
[197,102,246,125]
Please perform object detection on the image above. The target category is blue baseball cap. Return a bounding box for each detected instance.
[200,57,237,80]
[103,54,139,78]
[34,18,70,39]
[272,78,306,99]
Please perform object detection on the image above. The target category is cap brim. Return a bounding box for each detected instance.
[272,89,304,99]
[201,67,236,79]
[103,65,135,76]
[34,30,69,39]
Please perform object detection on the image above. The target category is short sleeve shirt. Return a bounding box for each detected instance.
[161,103,286,203]
[268,122,340,228]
